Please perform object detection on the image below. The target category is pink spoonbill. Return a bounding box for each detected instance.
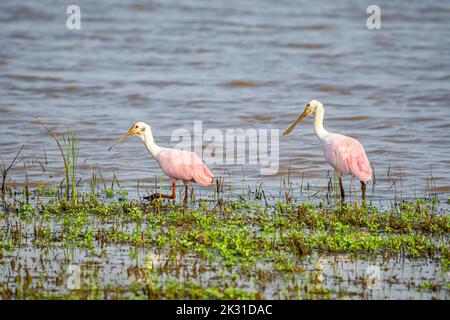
[283,100,372,202]
[109,122,214,203]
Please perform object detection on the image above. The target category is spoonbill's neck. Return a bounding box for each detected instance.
[314,105,330,141]
[141,128,162,158]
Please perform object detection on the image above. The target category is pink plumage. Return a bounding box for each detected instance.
[157,149,214,186]
[282,99,372,202]
[322,133,372,182]
[110,121,214,203]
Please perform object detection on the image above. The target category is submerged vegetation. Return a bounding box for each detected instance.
[0,129,449,300]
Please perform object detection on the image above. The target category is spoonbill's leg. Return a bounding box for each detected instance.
[361,181,367,204]
[146,183,176,201]
[338,174,345,201]
[183,185,188,204]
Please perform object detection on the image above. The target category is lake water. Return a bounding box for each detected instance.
[1,0,450,201]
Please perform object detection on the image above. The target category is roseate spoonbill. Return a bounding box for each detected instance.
[109,122,214,203]
[283,100,372,202]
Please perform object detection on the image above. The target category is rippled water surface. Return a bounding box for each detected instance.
[1,0,450,200]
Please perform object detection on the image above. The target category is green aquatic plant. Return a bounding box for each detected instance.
[62,129,79,205]
[39,122,80,204]
[1,145,23,200]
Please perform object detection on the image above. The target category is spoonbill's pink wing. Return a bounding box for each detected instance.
[157,149,214,186]
[323,134,372,182]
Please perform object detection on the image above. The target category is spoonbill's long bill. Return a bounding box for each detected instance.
[109,122,214,203]
[283,100,372,202]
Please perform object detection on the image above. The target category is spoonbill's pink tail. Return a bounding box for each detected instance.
[158,149,214,187]
[194,161,214,186]
[323,135,372,182]
[348,141,372,182]
[353,154,372,182]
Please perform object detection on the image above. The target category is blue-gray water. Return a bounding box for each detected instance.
[1,0,450,200]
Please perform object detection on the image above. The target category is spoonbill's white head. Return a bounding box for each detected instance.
[109,121,151,151]
[282,99,323,136]
[306,99,323,113]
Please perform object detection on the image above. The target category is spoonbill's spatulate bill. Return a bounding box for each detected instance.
[283,100,372,202]
[109,122,214,203]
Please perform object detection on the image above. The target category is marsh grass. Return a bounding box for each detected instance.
[0,145,23,201]
[62,129,79,205]
[39,122,80,204]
